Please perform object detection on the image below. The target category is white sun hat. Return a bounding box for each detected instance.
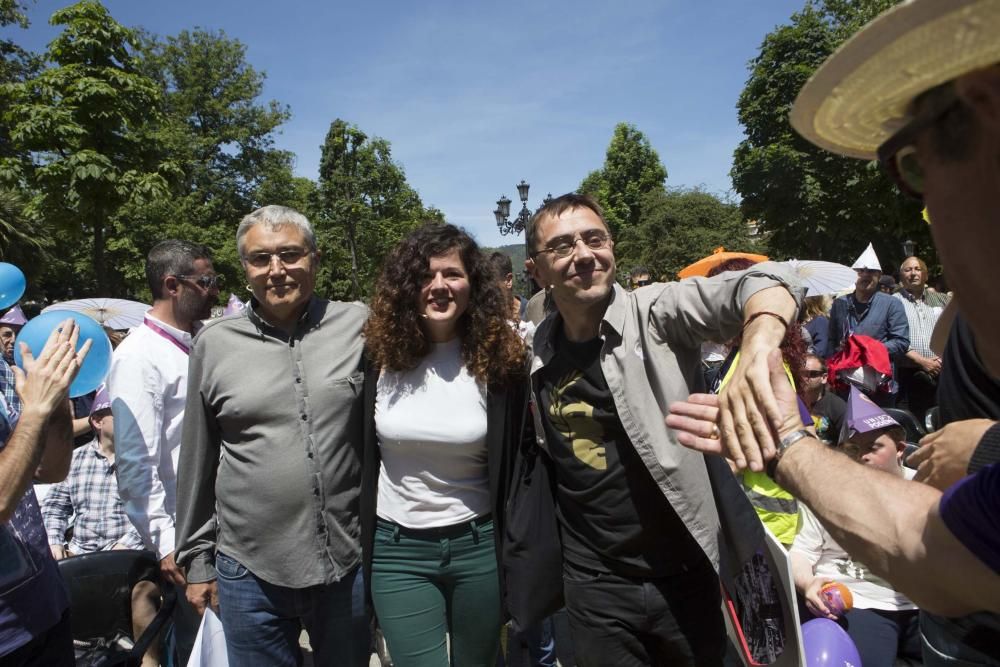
[851,243,882,272]
[790,0,1000,159]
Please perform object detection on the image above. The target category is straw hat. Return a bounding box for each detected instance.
[790,0,1000,159]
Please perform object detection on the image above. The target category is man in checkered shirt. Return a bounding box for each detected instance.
[42,385,143,558]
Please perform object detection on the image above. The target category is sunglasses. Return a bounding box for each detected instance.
[635,279,652,287]
[174,273,224,290]
[531,231,611,259]
[243,248,311,268]
[877,84,960,201]
[805,369,826,378]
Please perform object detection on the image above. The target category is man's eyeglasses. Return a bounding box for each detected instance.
[174,274,224,290]
[531,231,611,259]
[877,83,960,201]
[805,369,826,378]
[243,248,311,268]
[635,279,652,287]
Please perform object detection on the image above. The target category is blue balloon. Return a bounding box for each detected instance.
[0,263,26,310]
[13,311,112,398]
[802,618,862,667]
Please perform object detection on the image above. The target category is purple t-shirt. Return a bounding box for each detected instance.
[0,395,69,655]
[939,462,1000,575]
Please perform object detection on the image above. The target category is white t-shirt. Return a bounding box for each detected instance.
[791,500,916,611]
[375,338,489,529]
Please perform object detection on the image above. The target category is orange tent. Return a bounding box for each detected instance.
[677,247,769,279]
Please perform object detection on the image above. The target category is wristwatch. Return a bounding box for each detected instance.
[766,428,812,478]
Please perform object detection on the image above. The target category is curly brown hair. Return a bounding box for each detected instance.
[363,223,526,387]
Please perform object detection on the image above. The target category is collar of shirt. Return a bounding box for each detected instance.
[85,439,114,467]
[246,295,324,338]
[143,313,193,349]
[531,284,624,376]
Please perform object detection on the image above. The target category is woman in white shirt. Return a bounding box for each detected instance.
[790,416,922,667]
[360,223,527,666]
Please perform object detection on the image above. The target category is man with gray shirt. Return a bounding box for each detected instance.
[175,205,369,666]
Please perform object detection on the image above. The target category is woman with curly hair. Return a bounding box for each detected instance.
[360,223,527,667]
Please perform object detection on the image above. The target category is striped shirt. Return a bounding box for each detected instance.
[41,439,143,553]
[0,357,18,419]
[894,290,947,362]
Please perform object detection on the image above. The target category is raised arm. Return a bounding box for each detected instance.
[667,351,1000,616]
[717,285,799,472]
[0,321,89,522]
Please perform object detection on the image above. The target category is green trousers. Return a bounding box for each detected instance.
[371,516,502,667]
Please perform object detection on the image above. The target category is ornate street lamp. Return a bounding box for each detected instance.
[902,239,916,258]
[494,180,553,237]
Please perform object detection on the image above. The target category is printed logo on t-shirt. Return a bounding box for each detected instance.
[547,371,606,470]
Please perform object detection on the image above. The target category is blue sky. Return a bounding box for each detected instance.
[10,0,805,248]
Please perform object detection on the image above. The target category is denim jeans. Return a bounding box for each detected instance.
[371,516,502,667]
[504,615,557,667]
[215,551,370,667]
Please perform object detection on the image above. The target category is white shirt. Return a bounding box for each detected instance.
[375,338,489,529]
[107,314,191,559]
[792,500,916,611]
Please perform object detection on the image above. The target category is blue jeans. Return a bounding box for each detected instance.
[839,607,920,667]
[505,616,556,667]
[215,552,370,667]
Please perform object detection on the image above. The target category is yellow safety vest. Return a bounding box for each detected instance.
[720,351,801,545]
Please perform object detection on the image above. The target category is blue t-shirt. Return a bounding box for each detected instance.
[0,393,69,655]
[939,462,1000,575]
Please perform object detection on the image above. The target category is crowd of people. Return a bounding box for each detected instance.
[0,1,998,666]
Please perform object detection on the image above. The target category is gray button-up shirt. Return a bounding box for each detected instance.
[176,297,367,588]
[529,264,802,571]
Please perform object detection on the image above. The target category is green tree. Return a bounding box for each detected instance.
[579,122,668,239]
[0,0,41,161]
[731,0,931,269]
[2,1,172,295]
[108,28,293,300]
[623,187,759,281]
[0,1,53,288]
[315,119,441,300]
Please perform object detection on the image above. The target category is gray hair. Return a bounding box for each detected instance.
[236,205,317,257]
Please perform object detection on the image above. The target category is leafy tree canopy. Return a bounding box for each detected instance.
[579,122,667,239]
[315,118,442,301]
[731,0,933,272]
[619,187,760,281]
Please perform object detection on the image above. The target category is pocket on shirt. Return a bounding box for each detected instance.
[215,551,249,580]
[328,371,364,396]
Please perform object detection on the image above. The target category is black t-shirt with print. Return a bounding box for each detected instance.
[538,326,703,577]
[810,391,846,445]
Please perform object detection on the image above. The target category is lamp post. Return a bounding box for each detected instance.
[902,239,916,258]
[493,180,553,237]
[493,181,553,296]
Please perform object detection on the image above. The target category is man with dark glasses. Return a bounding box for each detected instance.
[107,239,220,664]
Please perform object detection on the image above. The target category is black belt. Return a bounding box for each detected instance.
[377,514,492,540]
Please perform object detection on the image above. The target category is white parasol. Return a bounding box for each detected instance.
[43,298,151,330]
[781,260,858,297]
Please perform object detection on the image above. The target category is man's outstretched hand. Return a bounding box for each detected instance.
[667,349,802,468]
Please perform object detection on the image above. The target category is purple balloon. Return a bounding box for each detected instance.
[802,618,862,667]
